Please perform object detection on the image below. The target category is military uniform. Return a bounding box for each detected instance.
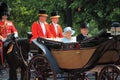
[0,2,18,65]
[49,11,63,38]
[0,20,17,39]
[31,21,52,39]
[31,9,53,42]
[49,23,63,38]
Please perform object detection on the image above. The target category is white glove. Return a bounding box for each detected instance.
[14,32,18,38]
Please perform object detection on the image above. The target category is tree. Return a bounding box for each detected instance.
[1,0,120,36]
[70,0,120,35]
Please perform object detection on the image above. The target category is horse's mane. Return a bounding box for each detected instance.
[15,38,30,53]
[15,38,30,46]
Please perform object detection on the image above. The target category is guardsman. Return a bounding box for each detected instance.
[0,2,18,76]
[31,9,53,41]
[49,11,63,38]
[0,2,18,65]
[0,2,18,42]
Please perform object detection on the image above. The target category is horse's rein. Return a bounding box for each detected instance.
[15,40,28,66]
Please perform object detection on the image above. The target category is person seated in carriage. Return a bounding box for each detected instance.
[76,22,89,43]
[0,2,18,75]
[61,27,76,43]
[49,10,63,38]
[30,9,53,42]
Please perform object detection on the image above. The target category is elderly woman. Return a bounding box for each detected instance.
[61,27,76,43]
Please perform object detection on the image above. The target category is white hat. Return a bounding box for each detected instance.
[63,27,75,36]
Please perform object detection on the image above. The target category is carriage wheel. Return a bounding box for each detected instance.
[26,55,57,80]
[98,64,120,80]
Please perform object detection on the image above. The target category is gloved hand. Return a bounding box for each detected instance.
[0,36,3,40]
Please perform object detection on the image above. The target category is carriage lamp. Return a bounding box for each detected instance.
[111,22,120,36]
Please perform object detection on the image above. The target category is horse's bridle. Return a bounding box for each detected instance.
[14,39,28,66]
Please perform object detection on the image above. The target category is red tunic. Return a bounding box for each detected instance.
[0,20,17,65]
[0,20,17,38]
[31,21,53,41]
[49,23,63,38]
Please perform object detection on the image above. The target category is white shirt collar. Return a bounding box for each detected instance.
[40,21,46,35]
[52,22,58,34]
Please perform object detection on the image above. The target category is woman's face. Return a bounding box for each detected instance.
[65,31,72,39]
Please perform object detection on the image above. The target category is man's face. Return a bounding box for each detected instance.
[39,16,47,22]
[51,18,59,24]
[2,15,8,21]
[80,28,88,35]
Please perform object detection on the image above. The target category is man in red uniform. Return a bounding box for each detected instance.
[31,9,53,41]
[49,11,63,38]
[0,15,18,41]
[0,2,18,75]
[0,3,18,42]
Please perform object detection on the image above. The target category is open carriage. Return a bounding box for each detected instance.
[26,30,120,80]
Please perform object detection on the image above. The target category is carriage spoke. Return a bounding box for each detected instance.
[98,65,120,80]
[26,55,57,80]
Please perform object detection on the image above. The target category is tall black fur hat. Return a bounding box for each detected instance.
[0,2,10,18]
[50,11,60,18]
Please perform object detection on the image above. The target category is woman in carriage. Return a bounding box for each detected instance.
[61,27,76,43]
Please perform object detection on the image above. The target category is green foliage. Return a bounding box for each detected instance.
[70,0,120,36]
[1,0,120,37]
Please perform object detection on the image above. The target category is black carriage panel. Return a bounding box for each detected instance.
[37,37,62,49]
[37,37,80,50]
[30,42,43,55]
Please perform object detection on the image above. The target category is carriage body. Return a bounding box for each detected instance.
[27,33,120,80]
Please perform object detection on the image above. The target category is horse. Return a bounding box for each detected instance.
[3,34,30,80]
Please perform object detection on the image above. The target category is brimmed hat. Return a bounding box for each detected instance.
[0,2,10,19]
[38,9,48,17]
[111,22,120,27]
[80,22,88,29]
[63,27,75,36]
[50,11,60,18]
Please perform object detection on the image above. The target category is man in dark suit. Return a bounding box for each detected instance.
[76,22,89,43]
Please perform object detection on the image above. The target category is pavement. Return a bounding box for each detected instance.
[0,67,21,80]
[0,68,95,80]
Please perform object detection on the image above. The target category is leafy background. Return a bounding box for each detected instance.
[1,0,120,37]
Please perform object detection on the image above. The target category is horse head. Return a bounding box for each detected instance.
[5,34,30,80]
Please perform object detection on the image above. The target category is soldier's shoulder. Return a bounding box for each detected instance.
[32,21,39,24]
[7,20,13,26]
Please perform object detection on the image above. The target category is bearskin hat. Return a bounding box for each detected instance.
[0,2,10,19]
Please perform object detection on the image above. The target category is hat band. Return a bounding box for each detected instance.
[38,14,48,17]
[51,15,60,18]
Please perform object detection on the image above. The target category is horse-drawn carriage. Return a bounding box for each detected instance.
[1,22,120,80]
[25,30,120,80]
